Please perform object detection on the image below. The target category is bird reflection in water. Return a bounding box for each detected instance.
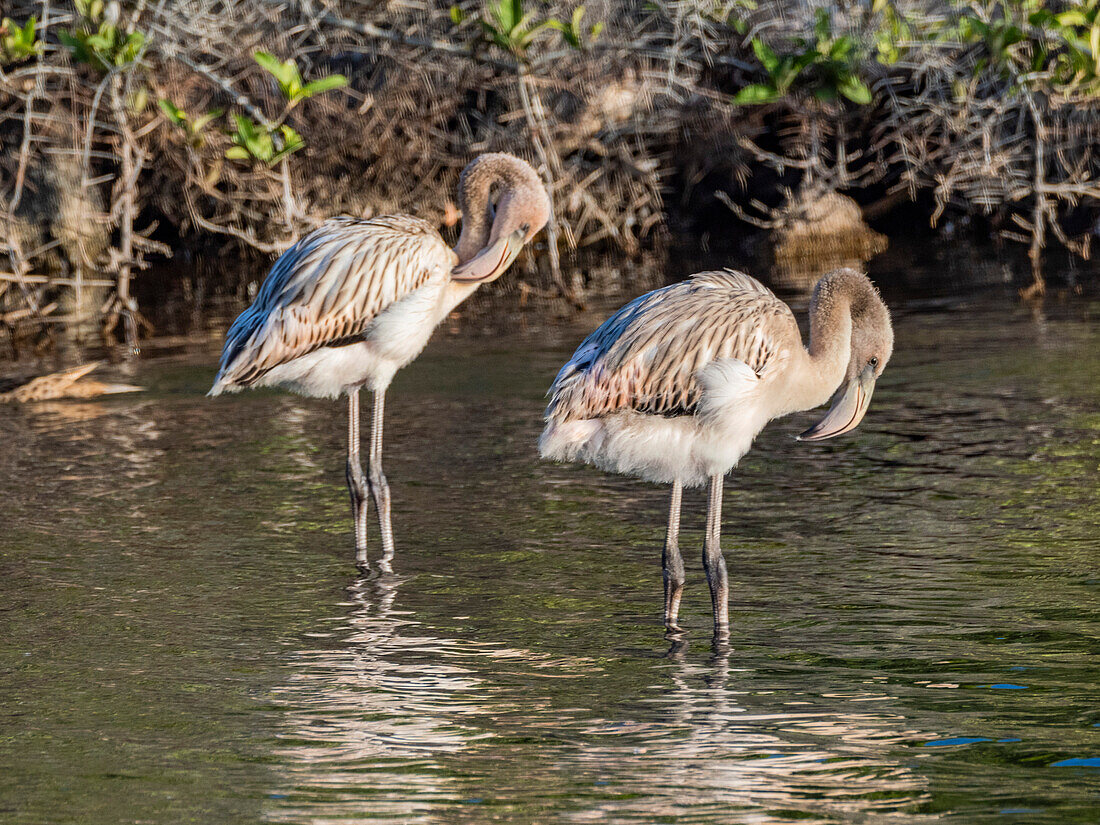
[565,637,934,823]
[265,572,518,824]
[267,570,935,824]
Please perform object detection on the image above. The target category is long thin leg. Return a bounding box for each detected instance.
[368,389,394,571]
[663,479,685,634]
[702,473,729,639]
[346,389,370,570]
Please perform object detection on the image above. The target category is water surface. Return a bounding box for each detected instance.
[1,277,1098,823]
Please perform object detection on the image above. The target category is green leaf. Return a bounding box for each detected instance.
[450,5,466,24]
[249,133,273,159]
[254,50,301,97]
[545,19,574,47]
[253,50,281,76]
[74,0,104,21]
[225,146,251,161]
[191,109,223,132]
[511,13,538,41]
[507,0,524,31]
[837,73,872,104]
[774,56,808,92]
[274,125,304,157]
[751,38,779,74]
[269,125,305,164]
[59,18,146,71]
[233,114,257,141]
[959,16,987,42]
[118,30,144,65]
[734,83,779,104]
[158,98,187,124]
[128,87,149,114]
[302,74,348,95]
[1000,25,1026,49]
[490,0,521,33]
[1056,11,1089,27]
[1029,9,1056,27]
[876,39,900,65]
[514,16,552,50]
[279,124,303,146]
[829,35,853,61]
[1,15,40,63]
[792,50,818,73]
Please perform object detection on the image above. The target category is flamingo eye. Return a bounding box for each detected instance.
[521,222,531,234]
[869,356,879,368]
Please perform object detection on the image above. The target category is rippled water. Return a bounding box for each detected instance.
[2,275,1099,823]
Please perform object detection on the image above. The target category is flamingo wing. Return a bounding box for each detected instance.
[213,216,457,389]
[546,270,796,421]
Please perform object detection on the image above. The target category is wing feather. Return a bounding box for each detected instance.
[546,270,797,420]
[215,216,457,388]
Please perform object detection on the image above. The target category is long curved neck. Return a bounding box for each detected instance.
[793,269,865,410]
[441,154,545,319]
[453,153,542,264]
[454,166,496,264]
[808,281,854,367]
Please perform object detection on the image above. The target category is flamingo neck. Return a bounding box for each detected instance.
[452,153,547,264]
[795,270,866,410]
[454,171,495,264]
[439,279,483,321]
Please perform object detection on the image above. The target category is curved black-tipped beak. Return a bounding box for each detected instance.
[451,228,526,283]
[797,363,877,442]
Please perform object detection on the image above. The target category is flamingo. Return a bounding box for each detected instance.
[539,267,894,638]
[210,153,550,570]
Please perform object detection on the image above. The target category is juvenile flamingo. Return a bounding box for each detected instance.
[540,267,894,638]
[210,153,550,570]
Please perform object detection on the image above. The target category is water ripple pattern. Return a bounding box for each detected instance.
[1,292,1098,824]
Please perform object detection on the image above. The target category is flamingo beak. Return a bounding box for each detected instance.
[797,363,877,442]
[451,228,526,283]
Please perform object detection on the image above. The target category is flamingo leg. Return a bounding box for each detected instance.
[702,473,729,639]
[346,389,370,570]
[662,479,685,634]
[368,389,395,571]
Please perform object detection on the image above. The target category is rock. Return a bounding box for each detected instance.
[772,190,888,289]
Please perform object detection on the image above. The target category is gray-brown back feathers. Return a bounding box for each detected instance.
[211,216,456,391]
[546,270,796,421]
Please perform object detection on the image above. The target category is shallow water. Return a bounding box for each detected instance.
[2,278,1099,823]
